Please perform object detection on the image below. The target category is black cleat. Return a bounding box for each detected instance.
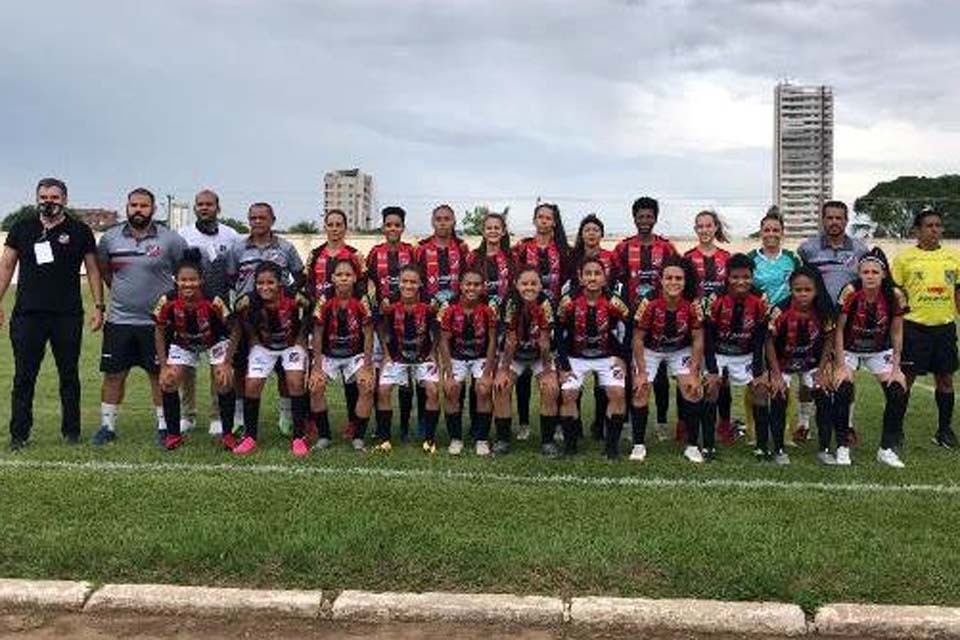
[933,429,958,449]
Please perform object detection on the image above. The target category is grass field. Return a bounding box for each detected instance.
[1,291,959,613]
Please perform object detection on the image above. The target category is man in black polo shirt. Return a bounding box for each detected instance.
[0,177,105,450]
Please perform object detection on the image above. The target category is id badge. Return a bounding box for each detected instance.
[34,241,54,265]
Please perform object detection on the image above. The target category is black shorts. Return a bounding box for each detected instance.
[100,322,159,374]
[902,321,959,377]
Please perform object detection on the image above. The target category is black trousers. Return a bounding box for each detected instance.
[9,312,83,441]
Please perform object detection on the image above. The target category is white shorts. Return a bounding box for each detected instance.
[641,347,693,381]
[320,353,367,383]
[716,353,756,387]
[247,344,307,379]
[510,359,549,377]
[380,360,440,386]
[451,358,489,383]
[167,340,229,368]
[843,349,894,376]
[561,357,626,391]
[780,369,816,388]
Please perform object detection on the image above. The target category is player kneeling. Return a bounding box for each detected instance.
[309,258,376,452]
[234,262,312,457]
[154,250,237,451]
[556,258,629,458]
[702,253,769,461]
[438,269,497,456]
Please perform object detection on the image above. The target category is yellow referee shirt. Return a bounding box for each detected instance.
[892,245,960,326]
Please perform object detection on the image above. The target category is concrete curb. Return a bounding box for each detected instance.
[0,578,93,611]
[84,583,324,619]
[815,603,960,638]
[331,590,565,626]
[569,596,808,636]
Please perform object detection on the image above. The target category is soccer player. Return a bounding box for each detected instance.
[438,269,497,456]
[556,258,629,459]
[702,253,769,460]
[835,249,909,467]
[154,250,237,450]
[630,256,705,463]
[494,266,560,456]
[892,207,960,449]
[468,212,514,307]
[375,266,441,453]
[232,262,311,456]
[765,267,836,466]
[309,258,375,452]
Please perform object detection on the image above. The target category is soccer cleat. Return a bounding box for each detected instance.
[516,424,531,441]
[220,433,238,451]
[702,447,717,462]
[655,422,669,442]
[63,433,80,445]
[208,419,223,436]
[492,440,510,455]
[164,434,184,450]
[816,450,837,466]
[373,441,393,453]
[933,428,958,449]
[232,436,257,455]
[541,442,560,459]
[180,418,195,434]
[683,445,704,464]
[351,438,366,452]
[835,446,852,466]
[448,439,463,456]
[773,449,791,466]
[877,448,905,468]
[8,437,28,452]
[422,440,437,455]
[475,440,491,457]
[629,444,647,462]
[733,419,747,440]
[313,437,332,451]
[91,427,116,447]
[291,437,309,458]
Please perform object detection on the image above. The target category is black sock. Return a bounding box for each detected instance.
[423,409,440,443]
[561,416,578,454]
[592,383,607,438]
[473,412,491,441]
[813,388,834,451]
[631,406,649,445]
[654,367,669,424]
[495,417,512,442]
[516,369,532,425]
[753,402,770,452]
[376,409,393,442]
[881,382,907,450]
[936,390,955,434]
[243,397,261,439]
[540,414,558,445]
[162,391,181,437]
[769,396,786,452]
[833,381,854,447]
[718,383,732,421]
[291,394,309,439]
[682,398,703,446]
[416,385,428,426]
[446,411,463,441]
[398,386,412,436]
[217,391,236,435]
[701,400,717,450]
[605,414,625,457]
[344,382,359,424]
[355,416,369,440]
[312,410,331,439]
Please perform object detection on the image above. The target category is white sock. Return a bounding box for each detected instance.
[849,401,856,428]
[278,396,292,420]
[234,398,244,425]
[155,406,167,432]
[101,403,119,431]
[798,401,814,428]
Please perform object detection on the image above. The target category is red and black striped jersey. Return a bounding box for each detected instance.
[684,246,731,300]
[838,284,909,353]
[467,249,514,307]
[613,234,679,307]
[501,294,554,362]
[707,292,768,356]
[236,291,310,351]
[153,291,230,350]
[365,241,417,304]
[416,236,469,304]
[313,295,372,358]
[511,238,567,303]
[438,301,497,360]
[768,303,834,373]
[380,300,437,363]
[556,292,629,360]
[633,296,702,352]
[306,243,365,302]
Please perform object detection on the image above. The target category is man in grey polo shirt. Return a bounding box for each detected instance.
[92,187,187,446]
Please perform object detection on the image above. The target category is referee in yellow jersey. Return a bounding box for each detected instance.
[892,207,960,448]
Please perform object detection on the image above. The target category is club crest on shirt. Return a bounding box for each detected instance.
[145,244,162,258]
[58,233,70,245]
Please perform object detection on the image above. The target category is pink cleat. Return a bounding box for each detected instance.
[291,437,309,458]
[232,436,257,456]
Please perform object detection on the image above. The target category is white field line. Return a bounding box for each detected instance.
[0,457,958,496]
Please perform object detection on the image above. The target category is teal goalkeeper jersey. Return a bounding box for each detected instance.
[747,248,801,306]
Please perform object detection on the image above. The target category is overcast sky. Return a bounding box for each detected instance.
[2,0,958,236]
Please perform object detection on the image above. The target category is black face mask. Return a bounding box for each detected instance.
[196,218,219,235]
[129,214,152,230]
[38,202,63,219]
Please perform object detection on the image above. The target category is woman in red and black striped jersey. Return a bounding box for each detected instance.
[834,248,910,467]
[233,262,312,457]
[467,212,514,309]
[631,256,705,464]
[309,258,376,452]
[416,204,470,306]
[154,250,237,450]
[438,268,497,456]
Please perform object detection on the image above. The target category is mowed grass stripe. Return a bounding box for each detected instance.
[2,457,958,496]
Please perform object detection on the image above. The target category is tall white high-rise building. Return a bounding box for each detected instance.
[323,168,375,231]
[773,83,834,236]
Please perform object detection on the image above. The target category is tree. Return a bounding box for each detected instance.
[854,175,960,239]
[462,204,509,235]
[2,205,78,231]
[287,221,320,234]
[220,217,249,234]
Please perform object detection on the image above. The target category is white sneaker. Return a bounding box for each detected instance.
[683,445,704,464]
[655,422,669,442]
[629,444,647,462]
[180,418,195,434]
[877,448,905,468]
[313,437,332,451]
[475,440,491,457]
[448,439,464,456]
[816,450,837,466]
[774,450,791,466]
[208,419,223,436]
[835,446,852,466]
[516,424,531,441]
[351,438,365,451]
